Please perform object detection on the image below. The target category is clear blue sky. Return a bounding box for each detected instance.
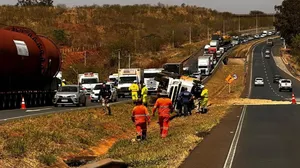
[1,0,282,14]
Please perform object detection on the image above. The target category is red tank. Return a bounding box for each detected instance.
[0,26,62,91]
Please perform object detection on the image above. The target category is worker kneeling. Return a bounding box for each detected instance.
[129,80,139,104]
[200,85,208,113]
[132,98,150,141]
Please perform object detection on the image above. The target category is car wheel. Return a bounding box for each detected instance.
[76,103,80,107]
[118,94,121,98]
[83,99,87,106]
[54,104,58,107]
[61,104,65,107]
[114,96,117,102]
[279,88,281,92]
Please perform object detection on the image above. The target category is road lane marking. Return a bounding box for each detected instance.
[223,105,247,168]
[26,108,52,113]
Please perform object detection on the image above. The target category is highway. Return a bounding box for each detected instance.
[227,39,300,167]
[0,97,130,123]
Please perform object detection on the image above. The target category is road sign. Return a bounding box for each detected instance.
[225,75,232,83]
[233,74,238,80]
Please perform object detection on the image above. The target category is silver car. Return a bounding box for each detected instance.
[90,83,118,103]
[53,85,87,107]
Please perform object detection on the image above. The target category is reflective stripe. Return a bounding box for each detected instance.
[134,114,149,117]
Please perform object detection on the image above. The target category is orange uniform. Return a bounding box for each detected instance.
[132,105,150,140]
[152,97,173,138]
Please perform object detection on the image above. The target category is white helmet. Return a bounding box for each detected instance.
[62,79,66,82]
[133,80,137,83]
[200,85,205,89]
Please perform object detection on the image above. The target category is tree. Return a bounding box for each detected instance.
[274,0,300,45]
[16,0,53,6]
[249,10,265,15]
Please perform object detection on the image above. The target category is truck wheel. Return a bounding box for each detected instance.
[279,88,281,92]
[76,103,80,107]
[118,94,121,98]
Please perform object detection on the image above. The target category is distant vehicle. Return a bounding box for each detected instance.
[90,83,118,103]
[117,68,144,98]
[198,56,212,76]
[78,72,99,95]
[53,85,87,107]
[190,72,201,80]
[231,40,239,46]
[267,38,273,46]
[265,54,270,59]
[254,77,264,86]
[108,73,119,85]
[265,49,270,54]
[279,79,292,92]
[254,34,260,39]
[268,31,273,36]
[273,75,282,83]
[204,45,210,54]
[260,33,266,38]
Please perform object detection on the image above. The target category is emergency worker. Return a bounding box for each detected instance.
[200,85,209,113]
[98,83,112,115]
[141,83,148,107]
[191,81,203,113]
[177,87,193,116]
[152,91,173,138]
[129,80,139,104]
[131,98,150,141]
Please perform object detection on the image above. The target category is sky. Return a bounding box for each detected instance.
[0,0,283,14]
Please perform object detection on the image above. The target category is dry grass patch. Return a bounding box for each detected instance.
[0,104,137,168]
[229,39,266,58]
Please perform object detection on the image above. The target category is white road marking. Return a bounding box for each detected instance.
[223,106,247,168]
[25,108,52,113]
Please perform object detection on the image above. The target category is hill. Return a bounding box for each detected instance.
[0,4,274,82]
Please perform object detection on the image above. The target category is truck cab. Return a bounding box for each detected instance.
[198,56,212,76]
[117,68,144,98]
[278,79,292,92]
[144,68,163,94]
[78,72,99,95]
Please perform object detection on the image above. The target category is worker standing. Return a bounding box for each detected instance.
[129,80,139,104]
[141,83,148,107]
[62,79,66,86]
[152,91,173,138]
[131,98,150,141]
[191,81,203,113]
[98,83,112,115]
[177,87,193,116]
[200,85,209,113]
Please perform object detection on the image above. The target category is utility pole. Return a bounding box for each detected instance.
[189,27,192,44]
[256,14,258,34]
[128,53,131,68]
[238,16,241,32]
[207,26,210,41]
[118,50,121,70]
[84,51,87,67]
[172,30,175,48]
[223,20,225,35]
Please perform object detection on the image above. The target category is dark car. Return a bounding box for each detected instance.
[273,75,282,83]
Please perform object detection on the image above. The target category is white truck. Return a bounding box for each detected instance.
[204,45,210,54]
[144,68,163,94]
[198,56,212,76]
[278,79,292,92]
[108,73,119,85]
[209,40,220,50]
[78,72,99,94]
[117,68,144,98]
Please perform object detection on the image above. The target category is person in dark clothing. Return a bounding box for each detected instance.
[98,83,112,115]
[191,81,203,113]
[177,87,193,116]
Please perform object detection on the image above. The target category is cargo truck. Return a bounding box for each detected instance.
[144,68,163,94]
[78,72,99,94]
[198,56,212,76]
[267,38,273,46]
[0,26,62,110]
[117,68,144,98]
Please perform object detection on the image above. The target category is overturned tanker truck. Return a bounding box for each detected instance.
[0,26,62,110]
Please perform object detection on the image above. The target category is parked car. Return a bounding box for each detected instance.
[90,83,118,102]
[254,77,264,86]
[53,85,87,107]
[273,75,282,83]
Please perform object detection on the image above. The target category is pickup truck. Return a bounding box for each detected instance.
[278,79,292,92]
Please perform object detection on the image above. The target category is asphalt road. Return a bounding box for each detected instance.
[0,97,130,122]
[229,40,300,168]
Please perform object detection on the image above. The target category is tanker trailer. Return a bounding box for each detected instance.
[0,26,62,110]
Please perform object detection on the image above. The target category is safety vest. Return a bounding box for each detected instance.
[62,82,66,86]
[129,84,139,92]
[201,89,208,98]
[132,105,150,124]
[141,86,148,95]
[154,98,173,117]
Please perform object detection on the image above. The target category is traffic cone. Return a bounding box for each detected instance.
[291,93,297,104]
[20,97,26,109]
